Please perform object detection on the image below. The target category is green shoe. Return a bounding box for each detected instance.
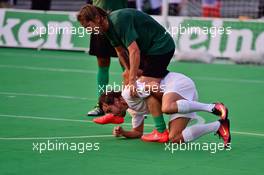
[87,104,104,116]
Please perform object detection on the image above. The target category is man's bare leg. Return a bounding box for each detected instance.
[146,96,166,133]
[168,117,190,143]
[141,95,168,143]
[162,92,227,120]
[169,117,221,143]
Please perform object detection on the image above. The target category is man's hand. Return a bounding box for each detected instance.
[128,69,143,97]
[122,69,129,85]
[123,69,143,86]
[113,126,124,137]
[129,81,138,97]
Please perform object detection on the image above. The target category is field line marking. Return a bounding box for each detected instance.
[0,52,88,61]
[0,92,96,101]
[0,114,264,138]
[0,65,119,75]
[193,76,264,84]
[0,114,92,123]
[0,135,113,140]
[231,131,264,137]
[1,64,264,84]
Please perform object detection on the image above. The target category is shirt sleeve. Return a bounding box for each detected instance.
[116,15,138,48]
[121,86,149,115]
[122,85,148,129]
[127,108,145,129]
[104,29,122,47]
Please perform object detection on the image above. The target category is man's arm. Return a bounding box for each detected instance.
[127,41,140,86]
[113,121,143,138]
[116,44,143,86]
[115,46,130,70]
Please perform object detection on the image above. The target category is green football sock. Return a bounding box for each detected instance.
[153,115,166,133]
[97,66,109,97]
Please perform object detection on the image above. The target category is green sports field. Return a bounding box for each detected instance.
[0,47,263,175]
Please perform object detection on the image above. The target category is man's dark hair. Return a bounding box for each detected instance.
[98,91,122,109]
[77,4,108,23]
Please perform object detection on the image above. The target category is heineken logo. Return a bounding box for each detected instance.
[1,9,264,60]
[0,9,90,50]
[166,18,264,58]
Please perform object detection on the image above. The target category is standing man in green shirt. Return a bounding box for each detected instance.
[77,5,175,132]
[86,0,127,116]
[78,5,175,94]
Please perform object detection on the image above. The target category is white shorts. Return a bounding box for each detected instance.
[127,108,146,129]
[122,85,149,129]
[160,72,199,122]
[123,72,200,128]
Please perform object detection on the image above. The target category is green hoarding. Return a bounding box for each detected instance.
[1,9,264,61]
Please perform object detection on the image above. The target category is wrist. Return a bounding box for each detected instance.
[129,78,136,84]
[120,129,125,136]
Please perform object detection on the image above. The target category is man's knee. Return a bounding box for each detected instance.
[147,96,160,108]
[162,103,172,114]
[147,96,162,116]
[97,57,110,67]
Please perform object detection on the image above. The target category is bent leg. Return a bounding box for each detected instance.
[97,57,110,96]
[162,92,215,115]
[162,92,184,114]
[146,96,166,132]
[168,117,190,143]
[181,121,220,142]
[169,117,221,143]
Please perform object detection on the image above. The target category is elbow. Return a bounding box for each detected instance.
[129,48,140,57]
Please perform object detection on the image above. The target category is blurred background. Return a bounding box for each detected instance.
[0,0,263,18]
[0,0,264,64]
[0,2,264,175]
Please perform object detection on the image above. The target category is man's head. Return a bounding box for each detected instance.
[99,91,128,116]
[77,4,109,33]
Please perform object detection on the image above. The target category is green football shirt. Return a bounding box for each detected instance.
[105,9,175,55]
[92,0,127,11]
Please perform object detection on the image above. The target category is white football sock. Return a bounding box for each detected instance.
[182,121,220,142]
[176,99,215,113]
